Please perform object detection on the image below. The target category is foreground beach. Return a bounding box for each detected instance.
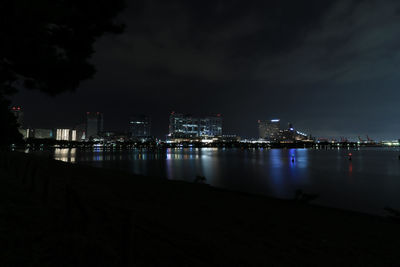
[1,152,400,266]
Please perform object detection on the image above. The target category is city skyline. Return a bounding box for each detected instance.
[10,106,396,142]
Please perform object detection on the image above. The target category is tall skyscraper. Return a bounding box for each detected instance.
[129,115,151,137]
[85,112,103,138]
[258,119,281,141]
[169,112,222,138]
[11,106,24,128]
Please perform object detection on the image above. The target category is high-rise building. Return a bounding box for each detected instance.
[11,106,24,128]
[258,119,281,141]
[169,112,222,138]
[169,113,199,137]
[129,115,151,137]
[85,112,103,138]
[199,115,223,137]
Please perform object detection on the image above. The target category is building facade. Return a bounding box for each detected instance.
[169,112,222,138]
[85,112,103,138]
[129,115,151,138]
[258,119,281,141]
[56,129,77,141]
[280,123,309,142]
[34,129,53,139]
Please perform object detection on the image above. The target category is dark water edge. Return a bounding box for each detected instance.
[25,147,400,215]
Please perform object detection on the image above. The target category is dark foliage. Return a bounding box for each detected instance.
[0,0,125,95]
[0,96,23,147]
[0,0,125,145]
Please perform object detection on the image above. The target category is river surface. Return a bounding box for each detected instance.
[50,147,400,215]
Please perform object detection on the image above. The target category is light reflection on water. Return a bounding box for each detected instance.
[54,148,77,163]
[51,147,400,215]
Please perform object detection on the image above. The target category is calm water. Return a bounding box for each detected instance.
[52,147,400,215]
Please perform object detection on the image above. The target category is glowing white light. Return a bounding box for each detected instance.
[56,129,70,141]
[71,130,77,141]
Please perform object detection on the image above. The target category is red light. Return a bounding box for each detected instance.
[348,153,352,156]
[86,112,90,115]
[12,107,16,110]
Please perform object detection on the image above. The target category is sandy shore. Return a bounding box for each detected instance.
[1,151,400,266]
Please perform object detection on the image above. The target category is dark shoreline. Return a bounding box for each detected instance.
[18,138,378,150]
[1,151,400,266]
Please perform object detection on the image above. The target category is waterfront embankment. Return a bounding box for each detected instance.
[1,151,400,266]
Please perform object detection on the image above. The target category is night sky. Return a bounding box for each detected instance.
[12,0,400,140]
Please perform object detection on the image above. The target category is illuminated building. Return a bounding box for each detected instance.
[11,106,24,128]
[34,129,53,139]
[280,123,309,142]
[71,130,77,141]
[199,115,223,137]
[129,115,151,137]
[56,129,70,141]
[56,129,77,141]
[169,112,222,138]
[258,119,281,141]
[86,112,103,138]
[258,120,310,142]
[169,113,198,137]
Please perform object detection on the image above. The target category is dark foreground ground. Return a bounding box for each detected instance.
[1,152,400,266]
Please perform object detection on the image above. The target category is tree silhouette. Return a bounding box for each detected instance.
[0,97,23,146]
[0,0,125,147]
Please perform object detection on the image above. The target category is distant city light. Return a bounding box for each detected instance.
[296,131,307,136]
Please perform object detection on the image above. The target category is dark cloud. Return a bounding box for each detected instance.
[257,0,400,84]
[12,0,400,139]
[96,0,335,82]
